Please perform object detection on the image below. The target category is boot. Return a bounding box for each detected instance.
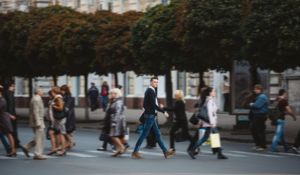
[131,152,145,159]
[164,149,176,158]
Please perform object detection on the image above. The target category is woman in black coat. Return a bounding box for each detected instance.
[160,90,194,151]
[61,85,76,149]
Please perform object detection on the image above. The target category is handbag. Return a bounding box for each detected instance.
[196,99,210,123]
[54,105,67,120]
[210,129,221,148]
[99,132,106,141]
[189,113,199,125]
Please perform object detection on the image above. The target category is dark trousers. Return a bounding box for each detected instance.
[170,120,194,150]
[10,118,20,146]
[0,133,11,153]
[90,98,98,111]
[294,129,300,148]
[102,135,111,149]
[223,93,230,112]
[250,117,267,149]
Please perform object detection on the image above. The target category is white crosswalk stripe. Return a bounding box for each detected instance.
[230,151,283,157]
[0,156,17,159]
[67,152,97,158]
[200,150,247,157]
[266,151,300,157]
[87,150,131,157]
[16,152,57,158]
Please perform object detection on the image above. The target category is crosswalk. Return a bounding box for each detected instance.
[0,149,299,160]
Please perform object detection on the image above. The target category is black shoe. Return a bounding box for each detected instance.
[271,149,280,153]
[144,145,153,149]
[7,152,17,157]
[15,144,22,149]
[188,151,196,159]
[123,143,130,148]
[218,154,228,159]
[97,147,107,151]
[193,148,200,155]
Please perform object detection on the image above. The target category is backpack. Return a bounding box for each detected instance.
[268,98,284,121]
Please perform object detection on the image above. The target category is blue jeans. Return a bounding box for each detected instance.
[270,119,289,151]
[101,96,108,111]
[0,133,11,153]
[189,127,223,156]
[134,114,167,153]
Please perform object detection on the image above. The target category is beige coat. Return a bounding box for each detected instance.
[29,95,45,128]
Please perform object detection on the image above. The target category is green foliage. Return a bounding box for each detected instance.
[173,0,243,72]
[240,0,300,72]
[129,1,193,75]
[95,11,143,74]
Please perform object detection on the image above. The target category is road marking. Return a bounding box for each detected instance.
[0,156,17,159]
[66,152,97,158]
[200,150,247,157]
[17,152,57,158]
[127,150,165,156]
[87,150,131,157]
[266,152,300,157]
[230,151,282,157]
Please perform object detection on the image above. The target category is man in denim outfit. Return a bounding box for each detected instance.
[132,77,175,159]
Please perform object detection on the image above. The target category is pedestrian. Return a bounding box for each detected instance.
[0,85,16,157]
[101,81,109,112]
[292,130,300,154]
[108,88,127,157]
[270,89,296,152]
[97,108,111,151]
[132,77,175,159]
[222,76,230,112]
[188,87,228,159]
[88,83,99,113]
[22,86,46,160]
[160,90,195,152]
[249,84,269,151]
[61,85,76,149]
[47,87,67,156]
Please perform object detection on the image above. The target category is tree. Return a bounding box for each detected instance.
[129,1,189,124]
[55,11,116,120]
[173,0,244,74]
[95,11,143,86]
[240,0,300,72]
[0,5,75,99]
[25,12,81,86]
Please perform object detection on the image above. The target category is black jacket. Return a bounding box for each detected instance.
[88,87,99,98]
[143,88,165,115]
[63,93,76,133]
[4,90,16,116]
[163,100,187,121]
[101,85,109,97]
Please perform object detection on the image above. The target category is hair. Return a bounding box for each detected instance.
[279,89,286,96]
[197,85,208,97]
[51,86,61,95]
[0,86,3,93]
[102,81,107,86]
[200,87,214,107]
[110,88,122,98]
[150,76,158,82]
[34,86,43,94]
[254,84,263,91]
[60,85,70,95]
[175,90,185,103]
[48,90,52,96]
[91,82,95,85]
[117,85,123,89]
[224,76,228,81]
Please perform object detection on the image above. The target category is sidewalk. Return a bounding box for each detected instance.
[16,108,300,145]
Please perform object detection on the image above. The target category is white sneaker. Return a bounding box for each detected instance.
[292,147,300,154]
[252,146,260,150]
[254,147,267,151]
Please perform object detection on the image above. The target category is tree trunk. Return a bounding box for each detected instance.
[53,75,57,86]
[84,74,89,121]
[199,71,205,89]
[29,77,33,101]
[165,70,174,126]
[114,72,118,87]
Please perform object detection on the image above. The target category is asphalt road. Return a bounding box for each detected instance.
[0,126,299,175]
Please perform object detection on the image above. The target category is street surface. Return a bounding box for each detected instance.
[0,126,299,175]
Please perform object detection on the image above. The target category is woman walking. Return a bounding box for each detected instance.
[0,85,16,157]
[101,82,109,112]
[47,87,67,156]
[222,76,230,112]
[188,87,228,160]
[108,88,126,157]
[160,90,194,152]
[61,85,76,149]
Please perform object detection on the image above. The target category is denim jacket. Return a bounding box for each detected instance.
[250,92,269,117]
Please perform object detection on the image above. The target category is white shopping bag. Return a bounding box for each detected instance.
[210,133,221,148]
[125,127,130,140]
